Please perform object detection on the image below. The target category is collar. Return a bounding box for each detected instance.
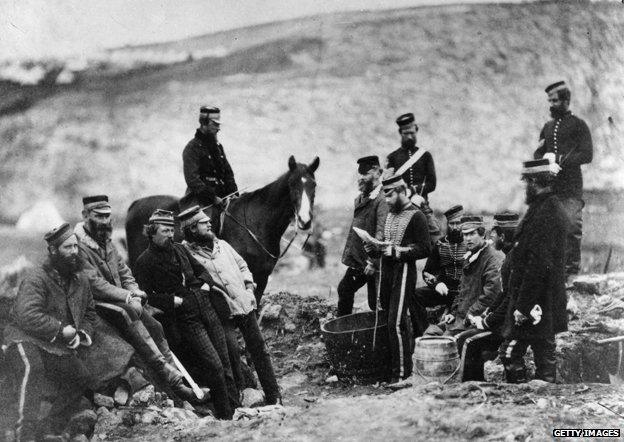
[463,244,488,264]
[400,145,419,154]
[183,239,220,256]
[74,222,107,251]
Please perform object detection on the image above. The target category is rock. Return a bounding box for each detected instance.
[161,407,198,423]
[70,435,89,442]
[260,304,283,322]
[121,411,135,426]
[114,385,129,406]
[163,399,175,408]
[484,360,504,382]
[283,320,297,332]
[536,398,549,409]
[132,385,155,404]
[140,411,159,425]
[467,424,487,439]
[93,393,114,409]
[526,379,550,393]
[241,388,266,407]
[15,201,64,232]
[325,375,339,384]
[96,407,111,418]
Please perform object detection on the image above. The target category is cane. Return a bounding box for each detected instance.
[170,352,205,400]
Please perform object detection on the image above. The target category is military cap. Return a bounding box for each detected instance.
[545,81,567,94]
[444,205,464,222]
[382,175,406,192]
[82,195,111,214]
[521,158,559,176]
[493,212,520,229]
[44,222,74,248]
[148,209,175,226]
[177,205,210,229]
[199,106,220,124]
[460,215,484,234]
[356,155,380,175]
[396,113,419,131]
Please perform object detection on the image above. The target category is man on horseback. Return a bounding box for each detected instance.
[181,106,238,233]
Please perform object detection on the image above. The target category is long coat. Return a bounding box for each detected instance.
[448,244,504,333]
[134,242,216,317]
[3,259,98,356]
[182,129,238,205]
[501,192,568,339]
[75,222,139,303]
[341,185,388,270]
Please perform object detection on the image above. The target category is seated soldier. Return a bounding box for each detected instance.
[178,205,282,405]
[441,215,504,336]
[74,195,204,404]
[458,212,520,381]
[133,210,239,420]
[410,205,466,336]
[3,224,97,441]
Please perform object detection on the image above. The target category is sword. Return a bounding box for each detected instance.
[170,351,205,400]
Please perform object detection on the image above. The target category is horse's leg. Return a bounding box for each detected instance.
[254,274,269,306]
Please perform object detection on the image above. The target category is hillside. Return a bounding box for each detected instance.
[1,0,623,222]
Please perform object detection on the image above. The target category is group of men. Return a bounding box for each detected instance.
[338,80,592,383]
[2,79,593,439]
[4,195,281,440]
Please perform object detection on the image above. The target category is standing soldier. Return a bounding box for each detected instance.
[3,224,97,441]
[364,175,431,383]
[181,106,238,232]
[534,81,593,283]
[385,112,439,240]
[337,156,388,317]
[410,204,466,336]
[497,158,568,383]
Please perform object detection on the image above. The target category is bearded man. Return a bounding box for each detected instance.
[3,223,97,441]
[410,204,466,336]
[179,205,281,405]
[134,210,239,419]
[534,81,593,282]
[364,175,431,382]
[337,155,388,316]
[75,195,203,404]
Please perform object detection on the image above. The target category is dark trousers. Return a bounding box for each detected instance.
[380,265,413,380]
[175,291,238,419]
[337,267,377,317]
[454,329,501,381]
[558,196,583,276]
[499,335,557,383]
[410,286,456,338]
[5,342,92,441]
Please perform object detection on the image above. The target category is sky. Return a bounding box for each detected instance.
[0,0,525,60]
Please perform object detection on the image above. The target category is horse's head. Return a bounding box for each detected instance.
[287,155,320,230]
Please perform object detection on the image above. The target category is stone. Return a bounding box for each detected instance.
[132,385,155,404]
[241,388,266,407]
[260,304,283,322]
[484,360,504,382]
[65,410,97,439]
[96,407,111,418]
[161,407,198,423]
[535,398,549,409]
[70,435,89,442]
[93,393,114,409]
[526,379,549,393]
[140,411,159,425]
[325,375,339,384]
[163,399,175,408]
[121,411,135,426]
[114,385,129,406]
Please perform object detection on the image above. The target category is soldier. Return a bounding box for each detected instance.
[134,210,239,419]
[442,216,504,336]
[179,205,282,405]
[490,212,520,254]
[410,204,466,336]
[74,195,204,404]
[3,223,97,441]
[181,106,238,232]
[337,155,388,317]
[496,159,568,383]
[385,112,439,240]
[534,81,593,283]
[364,175,431,382]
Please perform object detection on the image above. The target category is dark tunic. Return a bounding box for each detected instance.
[422,237,467,292]
[501,192,568,339]
[182,129,238,205]
[386,147,436,199]
[534,111,593,198]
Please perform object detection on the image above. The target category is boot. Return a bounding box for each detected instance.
[535,356,557,383]
[126,321,204,403]
[503,363,527,384]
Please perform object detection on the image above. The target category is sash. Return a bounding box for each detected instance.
[395,148,428,176]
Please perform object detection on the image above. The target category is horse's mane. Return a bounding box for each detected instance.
[235,170,291,204]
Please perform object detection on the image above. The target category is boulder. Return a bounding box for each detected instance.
[132,385,155,405]
[93,394,114,409]
[241,388,265,408]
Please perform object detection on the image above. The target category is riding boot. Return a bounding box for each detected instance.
[534,354,557,383]
[127,321,201,403]
[503,363,527,384]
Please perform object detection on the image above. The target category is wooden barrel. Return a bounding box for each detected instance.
[413,336,460,383]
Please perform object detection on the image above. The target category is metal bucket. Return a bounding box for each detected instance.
[321,311,390,381]
[413,336,460,383]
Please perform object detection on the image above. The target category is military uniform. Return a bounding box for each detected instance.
[386,147,436,200]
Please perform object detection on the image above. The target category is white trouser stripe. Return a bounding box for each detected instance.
[396,262,408,378]
[505,339,517,359]
[16,343,31,441]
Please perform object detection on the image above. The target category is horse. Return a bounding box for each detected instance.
[125,155,320,303]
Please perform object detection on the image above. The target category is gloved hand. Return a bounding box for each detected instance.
[363,242,377,254]
[173,296,184,308]
[66,333,81,350]
[131,290,148,303]
[60,324,77,343]
[543,152,556,162]
[363,262,376,276]
[513,309,528,326]
[434,282,449,296]
[442,313,455,324]
[127,298,143,317]
[468,315,485,330]
[383,245,394,257]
